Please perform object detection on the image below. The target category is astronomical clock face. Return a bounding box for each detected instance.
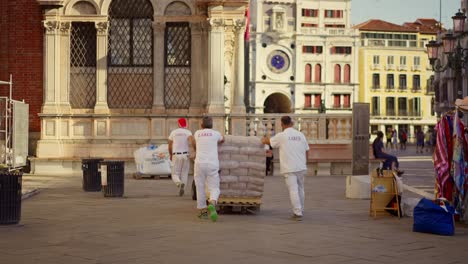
[267,50,290,73]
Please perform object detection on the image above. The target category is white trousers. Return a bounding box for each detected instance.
[284,170,306,216]
[194,163,220,209]
[171,154,190,187]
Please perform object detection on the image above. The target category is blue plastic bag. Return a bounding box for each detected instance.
[413,198,455,236]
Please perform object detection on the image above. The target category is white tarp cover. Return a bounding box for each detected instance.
[134,144,171,175]
[13,101,28,167]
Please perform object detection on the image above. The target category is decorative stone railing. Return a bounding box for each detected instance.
[239,113,352,143]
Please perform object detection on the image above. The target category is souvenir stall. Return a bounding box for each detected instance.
[433,98,468,222]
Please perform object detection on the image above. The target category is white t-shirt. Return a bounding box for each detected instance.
[168,128,192,153]
[270,127,310,174]
[194,129,223,167]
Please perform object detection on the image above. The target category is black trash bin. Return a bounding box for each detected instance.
[0,171,23,225]
[100,161,125,197]
[82,158,103,192]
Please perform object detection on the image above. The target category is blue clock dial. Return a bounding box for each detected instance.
[267,50,290,73]
[271,55,285,70]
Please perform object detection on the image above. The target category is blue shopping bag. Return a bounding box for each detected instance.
[413,198,455,236]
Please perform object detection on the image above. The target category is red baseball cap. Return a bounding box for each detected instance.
[178,118,187,128]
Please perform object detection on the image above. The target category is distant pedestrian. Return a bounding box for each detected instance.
[424,130,432,153]
[399,129,407,150]
[386,128,393,149]
[392,129,398,150]
[416,129,425,154]
[262,116,309,221]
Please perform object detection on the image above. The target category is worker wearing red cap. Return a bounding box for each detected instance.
[168,118,192,196]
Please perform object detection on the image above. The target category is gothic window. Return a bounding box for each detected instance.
[305,64,312,83]
[164,22,191,109]
[334,64,341,83]
[70,22,96,108]
[314,64,322,83]
[344,64,351,83]
[107,0,154,108]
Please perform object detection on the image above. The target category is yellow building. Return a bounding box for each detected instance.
[355,19,438,142]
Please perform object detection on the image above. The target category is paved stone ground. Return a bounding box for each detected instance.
[1,144,467,264]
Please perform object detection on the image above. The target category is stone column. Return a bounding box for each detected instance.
[152,21,166,114]
[58,22,71,113]
[189,22,204,114]
[232,19,246,114]
[230,19,247,136]
[95,21,110,114]
[42,20,60,113]
[207,18,226,114]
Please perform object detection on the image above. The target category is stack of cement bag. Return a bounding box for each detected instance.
[218,135,266,198]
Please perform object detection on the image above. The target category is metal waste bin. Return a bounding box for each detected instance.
[100,161,125,197]
[82,158,103,192]
[0,171,23,225]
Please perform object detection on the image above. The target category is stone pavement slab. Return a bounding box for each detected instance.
[1,173,467,264]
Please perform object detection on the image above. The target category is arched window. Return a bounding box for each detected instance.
[164,2,192,109]
[305,64,312,83]
[334,64,341,83]
[70,22,97,108]
[344,64,351,83]
[107,0,154,108]
[314,64,321,83]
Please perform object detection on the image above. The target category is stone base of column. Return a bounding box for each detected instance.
[231,105,246,114]
[152,105,166,114]
[189,106,205,115]
[211,116,226,133]
[94,103,109,114]
[207,104,225,114]
[41,103,71,114]
[230,116,247,136]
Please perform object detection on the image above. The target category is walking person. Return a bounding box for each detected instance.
[392,129,398,151]
[416,128,425,154]
[168,118,192,196]
[262,116,310,221]
[386,128,393,149]
[190,116,224,221]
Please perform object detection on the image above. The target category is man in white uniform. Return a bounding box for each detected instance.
[190,116,224,221]
[168,118,192,196]
[262,116,309,221]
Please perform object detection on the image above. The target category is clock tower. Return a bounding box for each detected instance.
[249,0,359,114]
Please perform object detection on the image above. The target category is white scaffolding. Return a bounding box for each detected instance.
[0,75,29,170]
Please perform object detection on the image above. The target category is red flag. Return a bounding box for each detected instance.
[245,7,250,41]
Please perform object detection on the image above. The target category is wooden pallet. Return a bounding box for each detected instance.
[133,173,171,180]
[216,197,262,214]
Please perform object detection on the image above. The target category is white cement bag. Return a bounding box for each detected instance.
[134,144,171,175]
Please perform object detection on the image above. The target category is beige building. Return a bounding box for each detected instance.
[249,0,359,114]
[355,19,438,141]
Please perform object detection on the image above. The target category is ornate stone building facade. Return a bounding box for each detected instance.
[249,0,359,114]
[33,0,249,172]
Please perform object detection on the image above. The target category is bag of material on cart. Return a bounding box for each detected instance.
[413,198,455,236]
[134,144,171,175]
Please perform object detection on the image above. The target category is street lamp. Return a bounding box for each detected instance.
[426,10,468,101]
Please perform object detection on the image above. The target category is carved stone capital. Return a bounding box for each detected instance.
[234,18,246,31]
[43,20,59,34]
[208,18,224,31]
[95,21,108,35]
[152,21,166,32]
[59,22,71,34]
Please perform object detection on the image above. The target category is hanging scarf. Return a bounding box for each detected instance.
[452,111,466,214]
[434,115,453,200]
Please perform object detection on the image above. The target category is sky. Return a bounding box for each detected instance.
[351,0,460,28]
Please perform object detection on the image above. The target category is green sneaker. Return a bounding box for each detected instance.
[208,204,218,222]
[197,210,208,220]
